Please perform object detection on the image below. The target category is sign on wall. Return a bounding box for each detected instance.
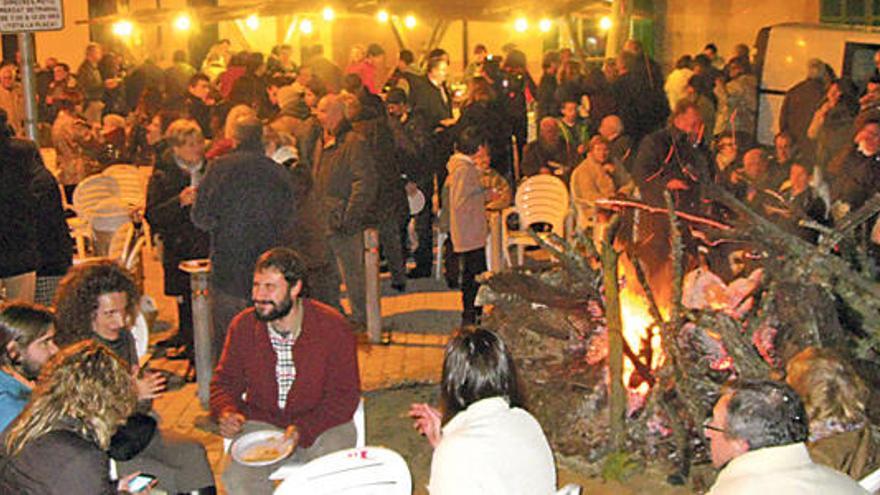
[0,0,63,33]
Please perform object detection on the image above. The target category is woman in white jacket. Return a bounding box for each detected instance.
[409,328,557,495]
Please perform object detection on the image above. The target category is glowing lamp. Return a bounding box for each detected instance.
[112,20,133,37]
[322,7,335,21]
[514,17,528,33]
[538,18,552,33]
[404,15,416,29]
[245,14,260,31]
[377,10,389,23]
[300,19,314,34]
[174,14,192,31]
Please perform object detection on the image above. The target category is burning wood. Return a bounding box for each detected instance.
[478,191,880,487]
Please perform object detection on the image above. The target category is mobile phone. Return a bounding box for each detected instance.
[127,473,156,493]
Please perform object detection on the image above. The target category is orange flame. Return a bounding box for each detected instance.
[620,288,664,396]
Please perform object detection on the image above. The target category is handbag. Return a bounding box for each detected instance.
[108,412,157,461]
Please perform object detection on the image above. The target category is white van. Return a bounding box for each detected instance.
[754,22,880,145]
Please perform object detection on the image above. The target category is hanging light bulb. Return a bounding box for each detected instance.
[174,13,192,31]
[300,18,314,34]
[245,14,260,31]
[112,20,134,37]
[538,18,552,33]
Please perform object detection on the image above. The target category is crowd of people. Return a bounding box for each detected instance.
[0,31,878,494]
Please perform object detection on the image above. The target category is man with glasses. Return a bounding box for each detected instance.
[703,380,866,494]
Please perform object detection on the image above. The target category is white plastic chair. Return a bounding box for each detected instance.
[502,175,570,266]
[103,164,147,209]
[70,175,122,258]
[223,398,367,453]
[556,484,582,495]
[72,174,120,219]
[272,446,411,495]
[107,223,135,263]
[102,164,154,251]
[860,465,880,493]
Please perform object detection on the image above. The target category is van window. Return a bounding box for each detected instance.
[843,42,880,88]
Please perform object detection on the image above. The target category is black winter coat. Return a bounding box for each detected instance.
[145,150,210,295]
[0,138,39,278]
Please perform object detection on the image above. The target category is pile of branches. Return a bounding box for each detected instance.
[478,190,880,483]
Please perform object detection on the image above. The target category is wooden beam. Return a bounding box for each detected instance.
[389,17,406,51]
[601,216,625,451]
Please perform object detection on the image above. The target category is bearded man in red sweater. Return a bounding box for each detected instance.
[210,247,360,494]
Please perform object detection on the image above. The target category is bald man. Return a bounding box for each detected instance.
[312,94,378,328]
[520,117,579,180]
[599,115,634,173]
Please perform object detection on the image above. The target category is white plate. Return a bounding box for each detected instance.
[231,430,295,467]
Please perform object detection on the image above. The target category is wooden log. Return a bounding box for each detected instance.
[364,228,382,344]
[601,215,626,451]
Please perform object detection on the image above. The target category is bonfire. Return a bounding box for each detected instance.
[477,191,880,487]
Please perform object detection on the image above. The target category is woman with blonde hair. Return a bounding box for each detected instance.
[0,340,143,493]
[145,118,210,360]
[206,104,257,160]
[786,346,880,479]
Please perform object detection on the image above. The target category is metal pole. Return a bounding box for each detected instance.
[180,260,213,408]
[488,210,503,272]
[17,33,38,144]
[462,19,469,70]
[363,228,382,343]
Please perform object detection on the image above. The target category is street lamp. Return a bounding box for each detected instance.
[538,18,552,33]
[112,20,134,37]
[300,18,314,34]
[174,13,192,31]
[245,14,260,31]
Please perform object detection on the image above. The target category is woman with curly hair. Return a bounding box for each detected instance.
[53,260,216,494]
[0,340,143,494]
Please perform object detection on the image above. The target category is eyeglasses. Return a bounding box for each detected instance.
[702,418,726,434]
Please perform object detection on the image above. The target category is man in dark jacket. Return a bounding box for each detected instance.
[313,94,378,326]
[831,119,880,217]
[387,88,434,279]
[192,116,296,359]
[406,58,456,276]
[185,73,215,139]
[779,59,830,155]
[520,117,579,182]
[346,93,408,292]
[631,100,709,278]
[612,51,670,145]
[0,109,39,302]
[29,141,72,306]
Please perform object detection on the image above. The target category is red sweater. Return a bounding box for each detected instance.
[209,300,361,447]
